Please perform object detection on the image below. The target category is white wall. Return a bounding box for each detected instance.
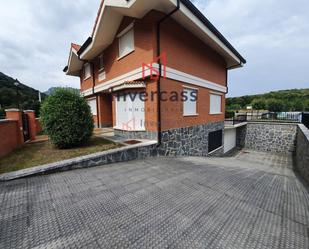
[224,128,236,153]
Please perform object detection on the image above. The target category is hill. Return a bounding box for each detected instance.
[227,89,309,112]
[0,72,46,116]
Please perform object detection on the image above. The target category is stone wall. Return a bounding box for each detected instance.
[245,122,297,153]
[158,122,224,156]
[295,124,309,184]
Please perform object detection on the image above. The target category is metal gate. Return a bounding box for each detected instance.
[208,129,223,153]
[302,113,309,129]
[22,112,30,142]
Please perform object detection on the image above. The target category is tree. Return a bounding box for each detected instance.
[292,100,304,111]
[304,99,309,112]
[251,98,266,111]
[40,88,94,149]
[266,99,285,112]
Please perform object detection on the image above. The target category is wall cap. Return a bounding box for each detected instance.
[24,110,35,113]
[248,121,299,126]
[5,109,20,112]
[298,124,309,141]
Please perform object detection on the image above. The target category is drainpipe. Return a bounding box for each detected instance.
[156,0,180,146]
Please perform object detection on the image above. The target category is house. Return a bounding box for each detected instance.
[64,0,246,156]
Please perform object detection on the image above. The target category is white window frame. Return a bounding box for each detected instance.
[98,54,106,82]
[183,87,198,116]
[117,23,135,60]
[210,93,222,114]
[84,63,91,80]
[98,54,104,72]
[87,97,97,116]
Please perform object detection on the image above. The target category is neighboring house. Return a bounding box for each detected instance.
[64,0,246,156]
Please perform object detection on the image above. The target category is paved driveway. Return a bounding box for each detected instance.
[1,152,309,248]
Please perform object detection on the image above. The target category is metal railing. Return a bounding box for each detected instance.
[225,114,247,125]
[226,112,302,125]
[250,112,302,122]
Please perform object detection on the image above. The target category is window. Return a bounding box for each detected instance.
[98,54,104,71]
[87,98,97,116]
[84,63,91,80]
[183,88,198,116]
[210,94,222,114]
[118,25,134,59]
[98,54,106,81]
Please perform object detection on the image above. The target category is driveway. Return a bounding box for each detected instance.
[1,151,309,248]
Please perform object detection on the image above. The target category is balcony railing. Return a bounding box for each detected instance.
[225,112,303,125]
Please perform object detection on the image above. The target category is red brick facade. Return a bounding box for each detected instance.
[78,10,228,132]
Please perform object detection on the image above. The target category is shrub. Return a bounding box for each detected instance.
[40,88,94,149]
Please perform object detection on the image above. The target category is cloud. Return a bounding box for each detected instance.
[0,0,308,96]
[192,0,309,96]
[0,0,100,91]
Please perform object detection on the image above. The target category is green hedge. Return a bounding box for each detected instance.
[40,88,94,149]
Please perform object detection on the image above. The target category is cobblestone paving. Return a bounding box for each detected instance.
[0,155,309,249]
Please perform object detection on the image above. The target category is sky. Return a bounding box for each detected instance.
[0,0,308,97]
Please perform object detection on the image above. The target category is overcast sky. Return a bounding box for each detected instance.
[0,0,308,97]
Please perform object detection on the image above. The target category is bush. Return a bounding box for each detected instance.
[40,88,94,149]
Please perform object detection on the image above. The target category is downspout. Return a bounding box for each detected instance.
[156,0,180,146]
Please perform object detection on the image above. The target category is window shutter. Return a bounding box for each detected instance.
[119,28,134,58]
[183,88,197,116]
[210,94,222,114]
[87,98,97,115]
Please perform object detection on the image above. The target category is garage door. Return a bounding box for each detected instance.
[115,94,145,131]
[224,128,236,153]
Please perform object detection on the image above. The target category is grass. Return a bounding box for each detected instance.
[0,137,122,174]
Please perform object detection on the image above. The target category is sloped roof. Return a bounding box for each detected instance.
[65,0,246,76]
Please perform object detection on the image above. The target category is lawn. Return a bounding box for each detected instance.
[0,137,121,174]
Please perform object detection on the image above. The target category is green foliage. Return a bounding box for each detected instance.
[45,87,79,96]
[40,88,94,149]
[227,89,309,112]
[304,99,309,111]
[251,98,266,110]
[266,99,285,112]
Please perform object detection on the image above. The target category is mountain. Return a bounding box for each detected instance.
[227,88,309,112]
[44,87,79,96]
[0,72,46,116]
